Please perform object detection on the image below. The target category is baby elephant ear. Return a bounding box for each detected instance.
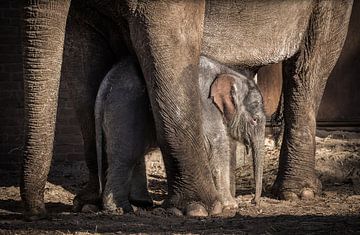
[210,74,236,121]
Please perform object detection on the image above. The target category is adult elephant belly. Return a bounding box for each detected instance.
[202,0,312,67]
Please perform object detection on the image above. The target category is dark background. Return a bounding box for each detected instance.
[0,0,359,173]
[0,0,84,174]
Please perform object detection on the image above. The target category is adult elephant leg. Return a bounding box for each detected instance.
[21,0,71,221]
[272,1,353,200]
[127,1,221,216]
[61,7,116,212]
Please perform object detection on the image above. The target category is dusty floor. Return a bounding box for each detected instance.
[1,130,360,234]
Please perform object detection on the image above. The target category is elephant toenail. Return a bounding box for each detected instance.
[300,188,315,200]
[186,203,208,217]
[210,201,223,216]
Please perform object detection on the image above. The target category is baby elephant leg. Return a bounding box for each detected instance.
[129,157,153,208]
[97,58,154,213]
[211,147,238,211]
[101,89,153,213]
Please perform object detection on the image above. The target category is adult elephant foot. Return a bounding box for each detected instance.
[72,176,101,212]
[271,174,322,201]
[163,197,223,217]
[182,201,223,217]
[21,179,48,221]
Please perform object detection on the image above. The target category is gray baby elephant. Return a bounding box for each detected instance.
[95,56,266,214]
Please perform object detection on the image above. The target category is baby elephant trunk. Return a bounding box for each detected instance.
[249,120,265,205]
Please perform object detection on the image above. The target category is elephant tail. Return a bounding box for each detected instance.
[95,75,112,195]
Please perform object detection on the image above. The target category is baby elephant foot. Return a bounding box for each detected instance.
[102,193,133,215]
[73,184,101,212]
[222,197,239,211]
[81,204,100,213]
[129,191,153,208]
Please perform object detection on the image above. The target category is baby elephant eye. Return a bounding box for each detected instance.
[252,101,260,107]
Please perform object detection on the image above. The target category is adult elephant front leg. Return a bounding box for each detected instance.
[272,1,353,200]
[127,1,221,216]
[21,0,71,221]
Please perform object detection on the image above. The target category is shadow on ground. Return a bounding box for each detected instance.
[1,211,359,234]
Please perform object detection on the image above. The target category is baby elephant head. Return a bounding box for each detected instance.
[210,73,266,142]
[210,73,266,203]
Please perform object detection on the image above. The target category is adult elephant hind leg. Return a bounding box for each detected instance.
[127,1,221,216]
[61,8,116,212]
[272,1,353,200]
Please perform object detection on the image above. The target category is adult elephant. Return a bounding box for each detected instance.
[21,0,353,220]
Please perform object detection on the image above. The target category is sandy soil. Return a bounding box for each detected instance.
[1,130,360,234]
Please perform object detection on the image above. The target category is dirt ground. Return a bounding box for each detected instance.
[1,129,360,234]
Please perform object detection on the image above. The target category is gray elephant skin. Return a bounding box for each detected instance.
[95,56,265,214]
[21,0,353,219]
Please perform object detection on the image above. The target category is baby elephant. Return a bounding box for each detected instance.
[95,56,266,214]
